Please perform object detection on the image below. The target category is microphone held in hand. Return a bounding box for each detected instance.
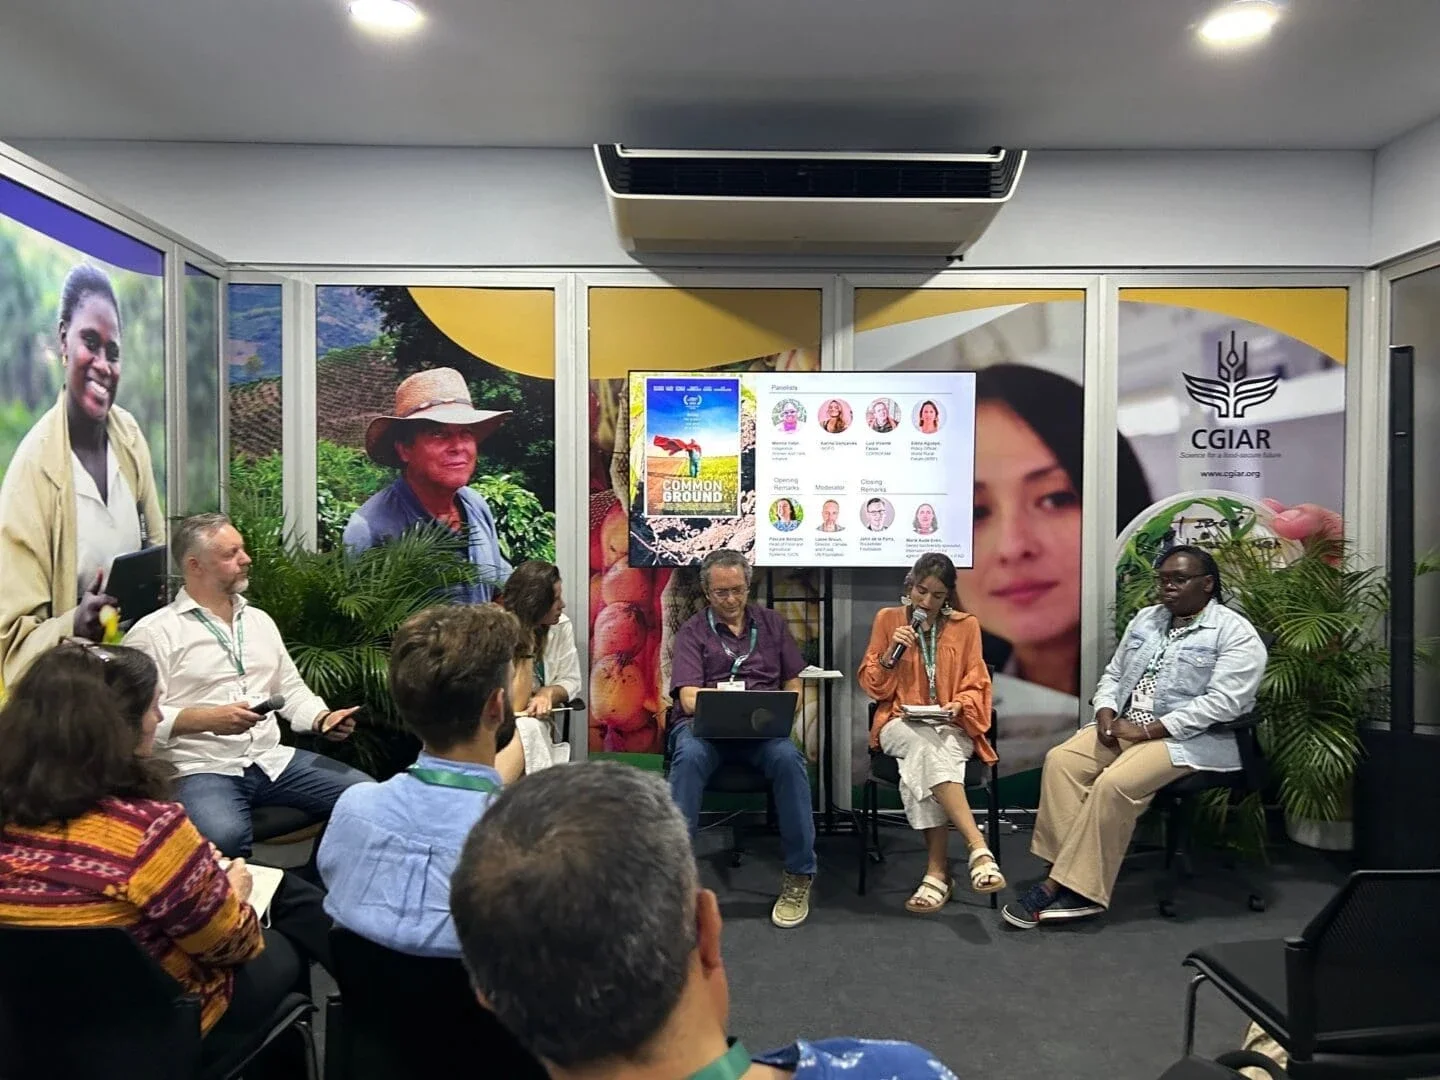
[886,607,928,666]
[250,694,286,717]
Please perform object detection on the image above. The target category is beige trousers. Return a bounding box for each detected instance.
[1031,726,1192,908]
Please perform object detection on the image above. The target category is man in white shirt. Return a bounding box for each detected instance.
[124,512,369,857]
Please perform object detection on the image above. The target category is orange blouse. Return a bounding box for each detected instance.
[858,606,996,764]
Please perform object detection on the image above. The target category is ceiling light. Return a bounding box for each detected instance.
[348,0,423,32]
[1197,1,1280,47]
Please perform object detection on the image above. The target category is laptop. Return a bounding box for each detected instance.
[691,690,798,740]
[103,545,169,627]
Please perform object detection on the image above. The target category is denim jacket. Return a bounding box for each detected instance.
[1091,600,1267,772]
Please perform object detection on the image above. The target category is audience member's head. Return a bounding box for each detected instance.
[389,604,523,757]
[497,559,565,644]
[0,643,167,829]
[451,762,725,1074]
[174,512,252,597]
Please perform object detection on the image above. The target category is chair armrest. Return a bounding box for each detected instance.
[1213,1050,1287,1080]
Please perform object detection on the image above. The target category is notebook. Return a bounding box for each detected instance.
[900,704,953,725]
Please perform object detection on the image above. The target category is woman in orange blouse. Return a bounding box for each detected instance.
[0,642,307,1069]
[859,552,1005,912]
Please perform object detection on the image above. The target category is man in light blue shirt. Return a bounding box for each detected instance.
[318,602,523,957]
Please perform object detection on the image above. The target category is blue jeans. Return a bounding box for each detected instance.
[668,722,817,876]
[174,748,372,857]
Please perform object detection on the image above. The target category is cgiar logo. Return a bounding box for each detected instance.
[1183,331,1279,419]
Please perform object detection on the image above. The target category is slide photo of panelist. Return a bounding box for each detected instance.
[0,264,166,684]
[862,497,894,532]
[914,399,943,435]
[770,497,803,532]
[343,367,513,604]
[817,499,844,532]
[772,398,806,433]
[818,398,851,434]
[866,398,899,433]
[913,502,939,535]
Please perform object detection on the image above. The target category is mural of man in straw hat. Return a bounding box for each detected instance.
[343,367,513,603]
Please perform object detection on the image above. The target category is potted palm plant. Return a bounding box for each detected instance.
[226,480,490,778]
[1117,532,1436,850]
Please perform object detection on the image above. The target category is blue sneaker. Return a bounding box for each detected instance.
[1001,882,1054,930]
[1037,887,1105,923]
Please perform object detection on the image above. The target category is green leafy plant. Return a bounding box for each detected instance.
[226,483,489,778]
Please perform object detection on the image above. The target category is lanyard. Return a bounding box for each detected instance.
[916,618,941,703]
[686,1041,751,1080]
[190,607,245,680]
[707,610,758,679]
[1143,620,1203,677]
[406,767,500,794]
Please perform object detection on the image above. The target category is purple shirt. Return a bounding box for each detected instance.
[670,604,805,697]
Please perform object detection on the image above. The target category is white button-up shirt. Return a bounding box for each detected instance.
[72,448,142,602]
[123,588,330,779]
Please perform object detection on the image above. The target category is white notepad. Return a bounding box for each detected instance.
[244,864,285,920]
[900,704,953,725]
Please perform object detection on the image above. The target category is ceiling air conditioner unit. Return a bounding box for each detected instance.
[595,144,1025,257]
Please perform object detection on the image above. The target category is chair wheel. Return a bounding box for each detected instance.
[1158,899,1178,918]
[1248,895,1266,912]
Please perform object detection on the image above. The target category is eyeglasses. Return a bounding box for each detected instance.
[1156,571,1207,588]
[708,587,747,600]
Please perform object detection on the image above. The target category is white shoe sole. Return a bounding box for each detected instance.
[1037,904,1105,922]
[1001,905,1040,930]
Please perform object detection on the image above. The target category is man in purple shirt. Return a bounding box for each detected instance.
[669,548,816,928]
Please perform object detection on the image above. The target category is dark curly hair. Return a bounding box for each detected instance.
[0,643,168,829]
[498,560,562,656]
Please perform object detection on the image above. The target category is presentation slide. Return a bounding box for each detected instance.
[628,370,975,569]
[754,372,975,568]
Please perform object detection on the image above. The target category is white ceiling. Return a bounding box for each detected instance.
[2,0,1439,151]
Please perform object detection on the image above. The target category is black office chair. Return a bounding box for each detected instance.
[551,696,586,747]
[1182,869,1440,1078]
[855,700,1002,906]
[1151,711,1270,917]
[324,928,546,1080]
[662,707,779,868]
[1150,630,1277,917]
[1155,1051,1288,1079]
[0,925,316,1080]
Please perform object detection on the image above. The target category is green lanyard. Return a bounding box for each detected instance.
[916,619,941,703]
[707,610,759,680]
[686,1041,751,1080]
[534,655,546,688]
[1143,621,1203,678]
[406,767,500,795]
[190,607,246,680]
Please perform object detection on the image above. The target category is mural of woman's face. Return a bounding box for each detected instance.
[61,292,121,425]
[956,401,1082,650]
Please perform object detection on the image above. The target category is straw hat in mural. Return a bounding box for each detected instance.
[365,367,512,468]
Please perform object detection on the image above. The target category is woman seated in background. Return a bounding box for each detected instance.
[1001,546,1266,929]
[496,560,581,780]
[0,643,317,1075]
[859,552,1006,913]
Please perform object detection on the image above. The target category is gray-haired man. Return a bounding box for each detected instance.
[450,762,954,1079]
[668,548,814,928]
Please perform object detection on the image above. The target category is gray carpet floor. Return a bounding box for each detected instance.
[264,819,1349,1079]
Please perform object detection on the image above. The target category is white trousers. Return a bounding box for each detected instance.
[877,719,973,831]
[515,715,570,775]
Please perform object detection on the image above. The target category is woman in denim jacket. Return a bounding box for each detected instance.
[1002,545,1267,928]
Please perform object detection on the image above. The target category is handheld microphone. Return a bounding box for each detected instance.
[250,694,285,717]
[886,608,927,666]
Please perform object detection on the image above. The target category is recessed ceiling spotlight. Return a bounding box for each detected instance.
[348,0,423,33]
[1197,0,1281,47]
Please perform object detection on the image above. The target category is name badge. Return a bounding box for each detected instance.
[1131,686,1155,712]
[717,679,745,692]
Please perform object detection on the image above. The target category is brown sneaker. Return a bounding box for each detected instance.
[771,871,812,928]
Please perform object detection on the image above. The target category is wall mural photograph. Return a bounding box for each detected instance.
[0,176,166,686]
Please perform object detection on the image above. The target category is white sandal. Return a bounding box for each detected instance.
[968,846,1006,894]
[905,873,953,914]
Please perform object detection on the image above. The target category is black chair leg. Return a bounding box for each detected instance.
[867,781,884,863]
[323,995,344,1080]
[1182,972,1206,1057]
[1158,802,1194,918]
[986,768,1001,910]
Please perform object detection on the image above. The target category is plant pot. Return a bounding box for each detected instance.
[1285,813,1353,851]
